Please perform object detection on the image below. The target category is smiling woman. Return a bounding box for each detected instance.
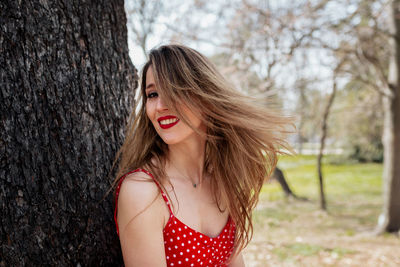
[112,44,294,266]
[145,66,205,146]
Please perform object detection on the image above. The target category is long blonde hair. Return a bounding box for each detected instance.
[113,44,294,254]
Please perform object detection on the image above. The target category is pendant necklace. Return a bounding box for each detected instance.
[193,180,201,188]
[170,166,203,188]
[186,174,202,188]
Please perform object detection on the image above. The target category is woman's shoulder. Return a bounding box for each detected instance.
[122,169,154,183]
[117,169,165,229]
[118,169,160,209]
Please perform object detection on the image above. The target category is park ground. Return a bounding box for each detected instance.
[243,155,400,267]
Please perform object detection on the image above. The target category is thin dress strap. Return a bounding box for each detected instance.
[114,168,173,235]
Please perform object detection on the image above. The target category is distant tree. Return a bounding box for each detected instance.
[376,0,400,233]
[334,78,384,163]
[125,0,166,60]
[322,0,400,232]
[317,71,338,210]
[0,0,136,265]
[271,167,308,200]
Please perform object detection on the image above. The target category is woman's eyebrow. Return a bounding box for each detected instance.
[145,83,155,90]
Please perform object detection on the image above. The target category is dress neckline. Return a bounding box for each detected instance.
[165,214,232,240]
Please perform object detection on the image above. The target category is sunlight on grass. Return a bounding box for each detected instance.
[267,154,383,199]
[244,155,399,266]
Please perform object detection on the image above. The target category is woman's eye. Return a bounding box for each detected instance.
[147,92,158,98]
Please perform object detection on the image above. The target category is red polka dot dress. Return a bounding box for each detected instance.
[115,169,236,266]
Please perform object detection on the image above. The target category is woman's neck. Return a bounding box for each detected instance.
[166,135,206,183]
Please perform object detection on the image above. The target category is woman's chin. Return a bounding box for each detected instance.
[159,137,181,145]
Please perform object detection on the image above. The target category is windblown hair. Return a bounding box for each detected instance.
[113,44,293,255]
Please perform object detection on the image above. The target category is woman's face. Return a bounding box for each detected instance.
[145,66,205,145]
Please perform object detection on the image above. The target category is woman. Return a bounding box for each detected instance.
[113,44,293,266]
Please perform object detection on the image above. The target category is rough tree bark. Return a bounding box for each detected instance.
[0,0,136,265]
[376,0,400,233]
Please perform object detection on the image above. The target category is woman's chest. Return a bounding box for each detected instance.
[163,216,235,267]
[166,182,229,238]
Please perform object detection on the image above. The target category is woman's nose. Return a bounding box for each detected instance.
[156,96,168,111]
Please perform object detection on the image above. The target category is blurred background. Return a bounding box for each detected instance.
[124,0,399,266]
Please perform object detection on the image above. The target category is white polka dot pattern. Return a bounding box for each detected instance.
[163,215,235,266]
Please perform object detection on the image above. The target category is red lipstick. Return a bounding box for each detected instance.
[157,115,180,129]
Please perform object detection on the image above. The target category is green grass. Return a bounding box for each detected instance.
[259,154,383,227]
[246,154,391,266]
[264,154,383,200]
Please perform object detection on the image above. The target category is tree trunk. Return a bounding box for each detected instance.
[0,0,136,265]
[271,167,307,200]
[376,0,400,233]
[272,167,295,197]
[317,77,337,211]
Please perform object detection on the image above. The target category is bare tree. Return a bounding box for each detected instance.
[319,0,400,231]
[376,0,400,233]
[317,70,339,210]
[125,0,164,59]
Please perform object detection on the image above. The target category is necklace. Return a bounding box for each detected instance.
[183,173,202,188]
[192,180,201,188]
[170,165,203,188]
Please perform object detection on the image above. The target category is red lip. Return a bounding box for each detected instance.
[157,115,180,129]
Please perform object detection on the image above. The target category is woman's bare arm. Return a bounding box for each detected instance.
[229,251,246,267]
[117,172,168,266]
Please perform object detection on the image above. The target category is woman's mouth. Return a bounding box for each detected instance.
[157,116,180,129]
